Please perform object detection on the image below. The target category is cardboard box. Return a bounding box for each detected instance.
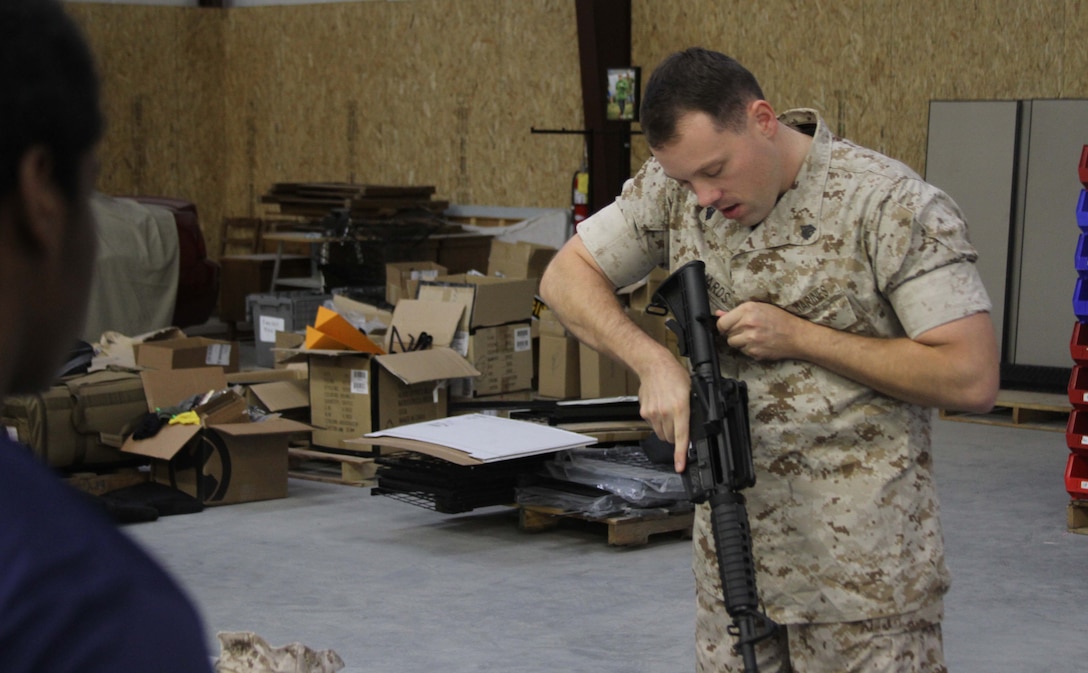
[226,367,310,420]
[135,336,240,374]
[225,366,308,387]
[301,300,480,449]
[435,234,493,274]
[538,334,581,399]
[619,266,670,311]
[1,370,147,467]
[630,306,684,362]
[447,390,536,417]
[537,303,570,338]
[451,322,533,398]
[380,300,463,354]
[121,368,311,506]
[579,344,631,399]
[251,380,309,420]
[308,349,474,449]
[273,332,307,368]
[89,326,186,372]
[418,275,536,332]
[486,240,556,282]
[385,261,447,305]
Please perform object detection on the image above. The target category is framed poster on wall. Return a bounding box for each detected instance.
[606,67,640,121]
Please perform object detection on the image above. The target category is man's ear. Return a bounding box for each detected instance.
[15,146,66,257]
[749,100,778,138]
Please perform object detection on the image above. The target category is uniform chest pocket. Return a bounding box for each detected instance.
[781,284,863,332]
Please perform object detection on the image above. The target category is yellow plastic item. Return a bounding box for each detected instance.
[168,410,201,426]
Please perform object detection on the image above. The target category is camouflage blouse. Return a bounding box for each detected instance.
[579,109,991,623]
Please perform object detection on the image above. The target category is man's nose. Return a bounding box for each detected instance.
[692,182,719,208]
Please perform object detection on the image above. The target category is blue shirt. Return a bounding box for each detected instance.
[0,435,213,672]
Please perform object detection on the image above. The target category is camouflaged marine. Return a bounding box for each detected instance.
[577,108,991,671]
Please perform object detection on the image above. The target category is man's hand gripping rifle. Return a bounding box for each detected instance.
[647,260,777,672]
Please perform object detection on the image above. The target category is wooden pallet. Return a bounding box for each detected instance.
[517,505,694,547]
[287,447,377,487]
[1068,499,1088,535]
[939,389,1070,432]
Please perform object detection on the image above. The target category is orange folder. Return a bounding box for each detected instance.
[304,307,385,354]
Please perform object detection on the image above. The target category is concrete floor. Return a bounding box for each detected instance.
[124,410,1088,673]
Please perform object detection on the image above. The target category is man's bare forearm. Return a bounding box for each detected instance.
[542,236,696,463]
[539,236,676,377]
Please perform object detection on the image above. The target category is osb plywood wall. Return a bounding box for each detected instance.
[632,0,1088,171]
[68,0,1088,259]
[69,0,584,257]
[67,5,227,228]
[220,1,584,226]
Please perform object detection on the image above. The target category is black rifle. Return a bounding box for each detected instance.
[647,260,777,672]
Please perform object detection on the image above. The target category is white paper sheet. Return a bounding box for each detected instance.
[364,413,596,462]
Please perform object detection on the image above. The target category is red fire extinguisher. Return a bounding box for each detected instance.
[572,157,590,232]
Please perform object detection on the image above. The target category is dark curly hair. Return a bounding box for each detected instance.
[640,48,764,149]
[0,0,103,202]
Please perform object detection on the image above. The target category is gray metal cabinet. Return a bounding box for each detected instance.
[926,99,1088,389]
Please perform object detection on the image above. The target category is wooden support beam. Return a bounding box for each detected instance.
[575,0,633,215]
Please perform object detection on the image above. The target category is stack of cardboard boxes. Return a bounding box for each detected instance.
[536,265,679,401]
[300,300,479,450]
[417,275,537,399]
[3,236,686,509]
[1,329,313,506]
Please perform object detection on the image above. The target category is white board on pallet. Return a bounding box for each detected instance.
[349,413,595,465]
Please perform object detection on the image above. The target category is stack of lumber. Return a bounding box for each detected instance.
[261,182,449,219]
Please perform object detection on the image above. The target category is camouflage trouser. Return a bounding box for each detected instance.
[693,509,947,673]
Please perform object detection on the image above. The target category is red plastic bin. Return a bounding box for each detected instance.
[1080,145,1088,190]
[1072,322,1088,364]
[1064,409,1088,454]
[1069,365,1088,410]
[1065,453,1088,500]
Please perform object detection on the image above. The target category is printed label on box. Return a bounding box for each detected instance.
[206,344,232,366]
[350,370,369,395]
[411,269,440,281]
[259,316,286,343]
[514,326,532,352]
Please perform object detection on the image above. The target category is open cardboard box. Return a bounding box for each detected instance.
[417,276,536,396]
[284,300,480,450]
[226,367,309,420]
[121,367,310,505]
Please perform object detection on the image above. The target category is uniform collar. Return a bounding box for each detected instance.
[736,108,832,253]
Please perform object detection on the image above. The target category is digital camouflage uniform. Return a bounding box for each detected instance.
[578,109,991,671]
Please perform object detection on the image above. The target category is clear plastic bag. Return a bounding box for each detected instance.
[541,445,687,507]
